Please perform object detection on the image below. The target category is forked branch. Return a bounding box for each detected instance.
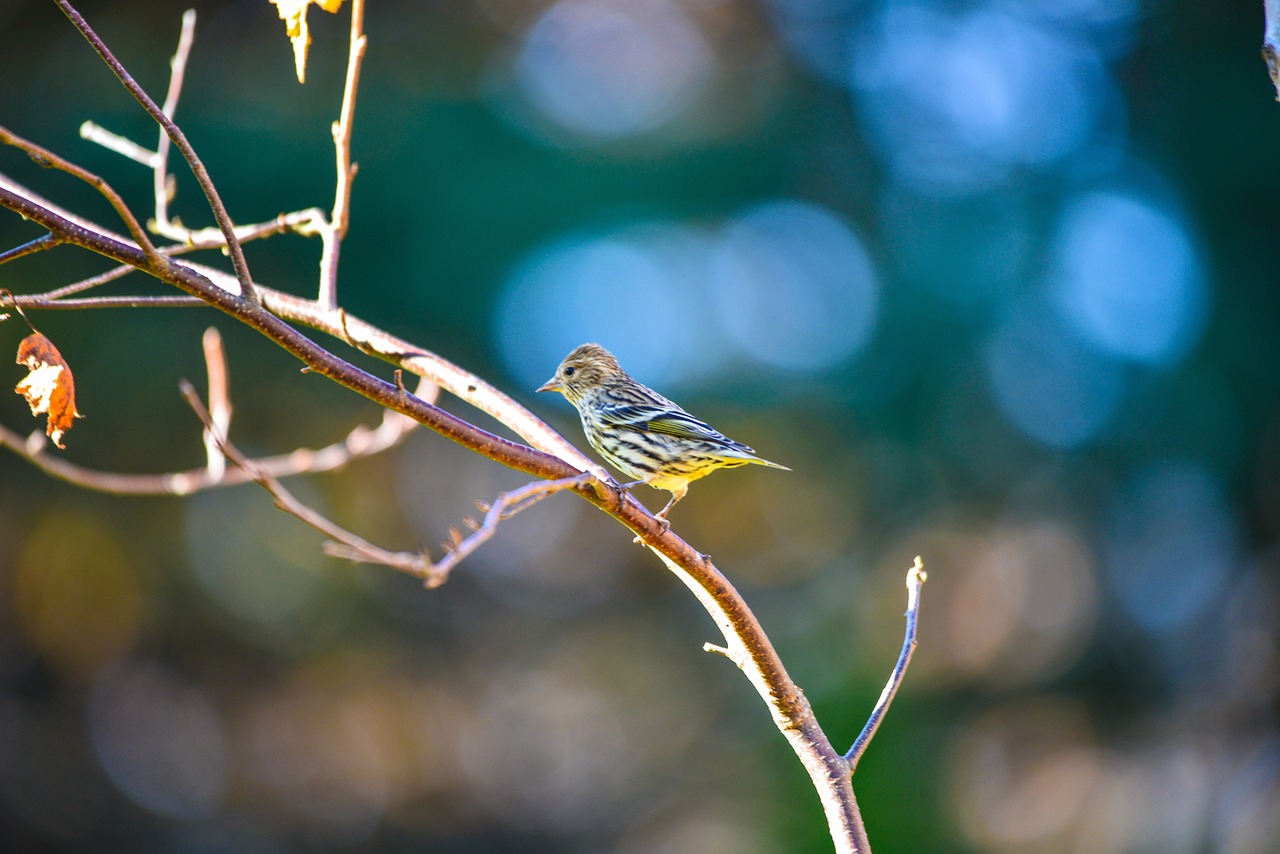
[54,0,258,301]
[180,379,441,580]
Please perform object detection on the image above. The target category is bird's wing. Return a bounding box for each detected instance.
[598,404,755,451]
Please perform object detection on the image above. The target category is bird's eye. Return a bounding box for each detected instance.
[564,366,576,377]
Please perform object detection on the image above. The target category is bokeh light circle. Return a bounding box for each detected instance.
[709,199,879,371]
[849,5,1118,192]
[984,299,1125,448]
[1104,460,1237,633]
[495,226,712,391]
[1051,190,1207,365]
[513,0,714,139]
[89,662,228,819]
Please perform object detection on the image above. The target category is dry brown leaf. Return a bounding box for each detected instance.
[269,0,347,84]
[14,332,83,448]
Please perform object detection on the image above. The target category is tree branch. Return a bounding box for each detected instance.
[54,0,259,301]
[846,558,927,772]
[200,326,230,479]
[0,162,599,476]
[155,8,197,234]
[0,125,164,270]
[0,232,62,265]
[0,397,419,495]
[0,183,573,475]
[328,472,595,587]
[315,0,366,307]
[179,378,449,581]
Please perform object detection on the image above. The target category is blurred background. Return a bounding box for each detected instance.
[1,0,1278,851]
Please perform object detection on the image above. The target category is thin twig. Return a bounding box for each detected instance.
[155,209,324,248]
[845,557,928,773]
[16,295,207,309]
[75,11,339,270]
[35,237,212,301]
[182,380,580,588]
[181,380,441,578]
[0,232,62,266]
[331,472,595,588]
[0,170,302,300]
[201,326,230,479]
[313,0,366,307]
[155,8,197,233]
[0,391,420,495]
[0,124,165,270]
[41,262,141,297]
[2,210,291,306]
[30,242,205,303]
[79,121,155,166]
[55,0,259,302]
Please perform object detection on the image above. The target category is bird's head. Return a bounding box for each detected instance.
[537,343,622,403]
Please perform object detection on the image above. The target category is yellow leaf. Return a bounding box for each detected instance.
[269,0,346,84]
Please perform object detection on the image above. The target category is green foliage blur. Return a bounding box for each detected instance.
[2,0,1279,852]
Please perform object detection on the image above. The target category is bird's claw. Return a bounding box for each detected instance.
[595,475,628,511]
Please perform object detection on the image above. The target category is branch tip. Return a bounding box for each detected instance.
[845,556,927,774]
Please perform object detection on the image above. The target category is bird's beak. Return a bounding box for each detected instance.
[537,376,561,394]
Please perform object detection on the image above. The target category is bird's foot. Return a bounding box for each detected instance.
[609,478,646,509]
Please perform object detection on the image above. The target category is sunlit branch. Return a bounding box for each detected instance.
[313,0,367,307]
[0,166,598,476]
[201,326,230,480]
[33,236,225,303]
[76,7,352,295]
[16,295,206,309]
[1,177,874,847]
[845,558,928,773]
[80,12,325,253]
[7,210,296,305]
[79,121,154,166]
[155,8,197,233]
[0,393,420,496]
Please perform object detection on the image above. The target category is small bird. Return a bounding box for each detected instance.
[537,343,789,523]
